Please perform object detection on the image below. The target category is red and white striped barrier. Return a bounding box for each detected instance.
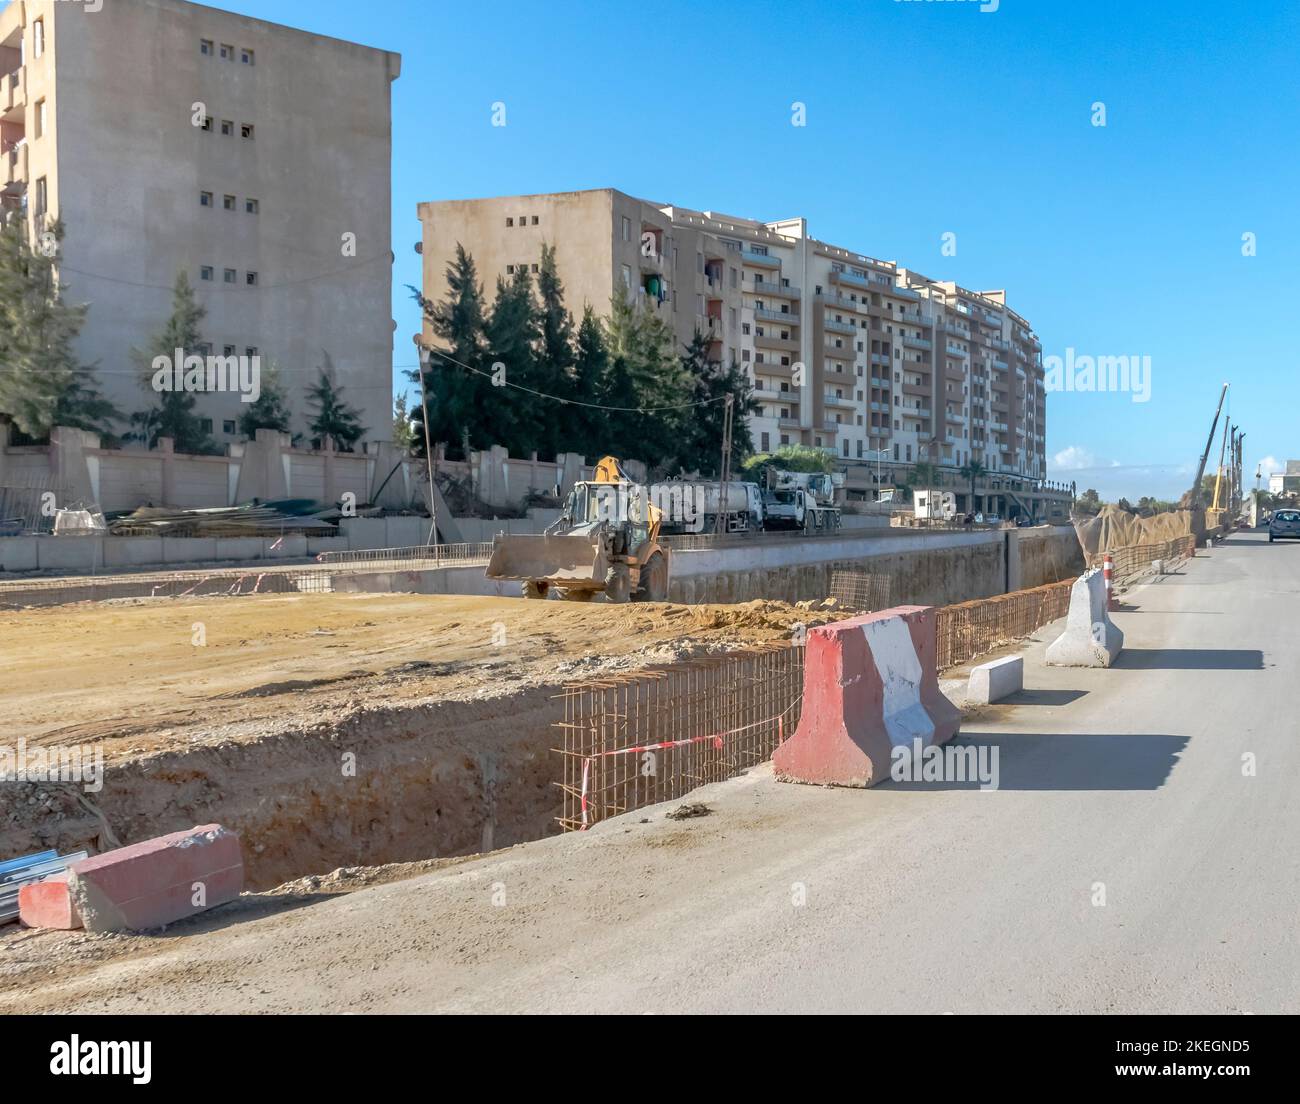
[1103,553,1117,610]
[773,605,960,787]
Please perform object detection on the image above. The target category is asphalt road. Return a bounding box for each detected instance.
[4,531,1296,1014]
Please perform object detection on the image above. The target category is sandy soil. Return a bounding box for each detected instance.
[1,592,841,759]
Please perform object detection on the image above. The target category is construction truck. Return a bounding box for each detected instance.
[653,480,764,535]
[761,469,842,532]
[484,456,671,603]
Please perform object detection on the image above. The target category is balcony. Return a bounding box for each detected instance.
[822,420,843,433]
[830,269,872,290]
[743,249,781,268]
[755,361,797,379]
[993,358,1008,370]
[903,406,931,419]
[824,318,856,335]
[755,331,799,353]
[945,345,967,359]
[2,68,25,120]
[754,306,797,324]
[3,141,27,189]
[870,352,890,367]
[903,335,932,351]
[823,392,855,409]
[870,376,891,389]
[890,284,921,300]
[752,279,799,298]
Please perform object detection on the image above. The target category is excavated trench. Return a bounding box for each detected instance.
[3,685,568,890]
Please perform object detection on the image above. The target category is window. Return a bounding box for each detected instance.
[223,194,236,211]
[531,215,539,225]
[200,115,212,132]
[241,124,254,140]
[245,198,259,214]
[35,100,46,140]
[621,263,631,288]
[245,347,258,358]
[200,191,213,207]
[223,268,237,284]
[531,263,538,273]
[223,420,237,435]
[32,19,45,59]
[506,264,515,274]
[200,418,214,434]
[221,120,234,136]
[246,271,259,286]
[220,44,234,60]
[201,39,214,56]
[200,266,214,281]
[621,216,631,242]
[506,217,513,227]
[241,48,255,65]
[35,177,47,218]
[223,345,236,356]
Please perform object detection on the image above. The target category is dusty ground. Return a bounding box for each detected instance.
[1,592,841,757]
[3,537,1293,1014]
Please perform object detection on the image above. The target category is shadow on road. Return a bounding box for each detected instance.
[1112,648,1264,670]
[1001,688,1088,706]
[879,732,1188,791]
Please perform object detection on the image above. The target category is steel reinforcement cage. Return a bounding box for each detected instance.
[555,643,804,832]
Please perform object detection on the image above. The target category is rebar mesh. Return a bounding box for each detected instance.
[555,643,804,831]
[934,578,1074,670]
[827,568,893,612]
[1088,535,1194,585]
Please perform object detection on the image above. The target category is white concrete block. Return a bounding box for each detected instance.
[1046,568,1123,667]
[968,655,1024,704]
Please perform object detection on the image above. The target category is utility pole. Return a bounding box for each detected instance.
[414,342,440,553]
[715,394,734,535]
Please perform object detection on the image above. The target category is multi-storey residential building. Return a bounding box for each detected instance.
[0,0,399,446]
[417,189,1063,517]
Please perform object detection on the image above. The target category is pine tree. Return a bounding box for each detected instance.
[532,243,575,456]
[391,393,415,451]
[408,244,489,459]
[304,355,365,451]
[0,217,120,440]
[482,265,541,454]
[670,330,757,474]
[129,271,214,453]
[237,362,291,438]
[605,292,685,467]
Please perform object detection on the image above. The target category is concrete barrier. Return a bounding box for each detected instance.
[18,873,81,930]
[1045,568,1123,668]
[68,824,244,933]
[967,655,1023,704]
[773,605,960,787]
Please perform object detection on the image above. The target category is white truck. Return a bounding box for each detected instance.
[762,470,842,532]
[651,480,765,535]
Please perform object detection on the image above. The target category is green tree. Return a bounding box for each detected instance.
[237,362,291,438]
[1075,487,1102,516]
[128,271,214,453]
[667,331,758,474]
[408,244,489,459]
[532,243,576,457]
[391,393,416,451]
[0,217,120,440]
[606,291,685,466]
[959,456,987,512]
[742,444,835,477]
[911,460,941,497]
[304,356,365,451]
[482,265,541,453]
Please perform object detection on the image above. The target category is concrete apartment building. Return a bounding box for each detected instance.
[1,0,399,446]
[417,189,1059,513]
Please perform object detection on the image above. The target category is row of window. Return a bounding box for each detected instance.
[199,191,260,214]
[198,117,256,140]
[199,418,242,437]
[194,342,260,358]
[504,263,540,275]
[199,266,260,286]
[200,40,256,65]
[505,215,540,227]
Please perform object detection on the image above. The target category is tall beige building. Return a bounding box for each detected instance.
[1,0,399,446]
[418,189,1058,512]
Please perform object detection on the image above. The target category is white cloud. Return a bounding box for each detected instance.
[1052,446,1096,470]
[1256,455,1281,478]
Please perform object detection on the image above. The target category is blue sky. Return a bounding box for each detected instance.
[48,0,1300,497]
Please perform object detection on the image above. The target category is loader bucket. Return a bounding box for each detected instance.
[485,533,609,588]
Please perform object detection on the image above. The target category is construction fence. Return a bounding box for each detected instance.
[555,643,804,832]
[933,578,1074,671]
[1088,535,1195,586]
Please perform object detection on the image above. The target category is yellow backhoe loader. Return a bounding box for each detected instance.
[484,456,671,603]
